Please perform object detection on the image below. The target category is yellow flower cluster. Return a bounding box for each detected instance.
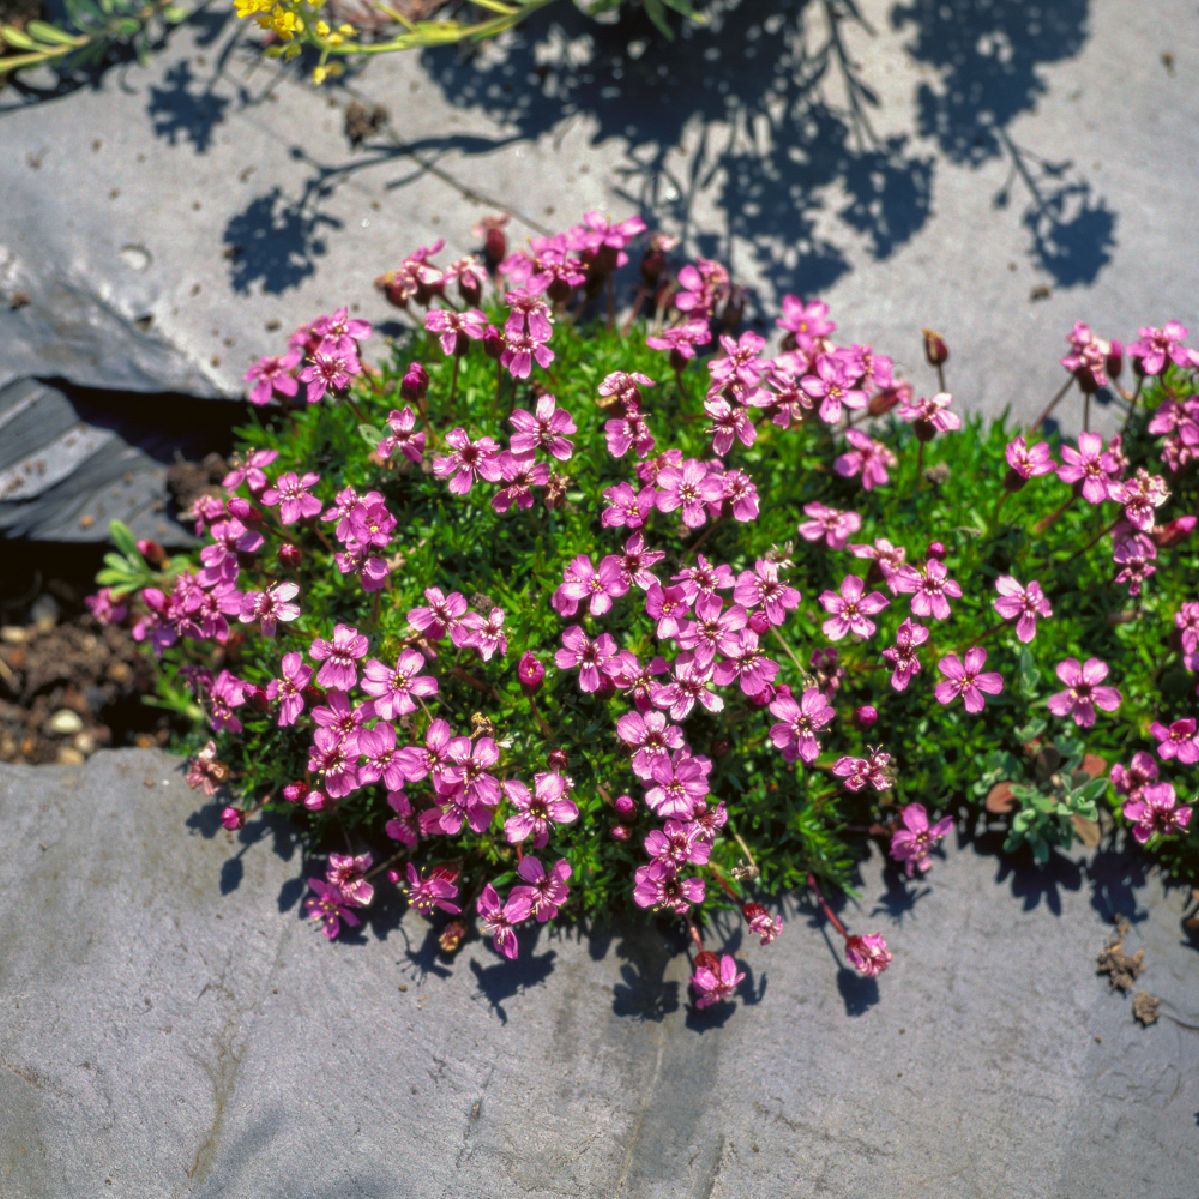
[232,0,357,75]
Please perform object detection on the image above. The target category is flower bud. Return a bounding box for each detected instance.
[692,949,720,976]
[377,272,408,309]
[747,610,772,636]
[247,685,270,713]
[547,748,568,771]
[220,805,245,831]
[439,920,467,954]
[282,781,309,805]
[482,324,505,361]
[922,328,949,366]
[1106,338,1123,380]
[401,361,428,404]
[278,542,302,568]
[547,275,575,305]
[854,704,879,730]
[869,382,908,417]
[614,794,637,820]
[611,823,631,841]
[137,538,166,568]
[1153,514,1197,548]
[457,272,483,307]
[517,651,545,694]
[926,540,947,560]
[477,215,508,274]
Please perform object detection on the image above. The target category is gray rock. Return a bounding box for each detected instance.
[0,748,1195,1197]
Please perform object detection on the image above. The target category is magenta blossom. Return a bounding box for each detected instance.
[425,306,486,355]
[892,558,962,622]
[477,884,532,959]
[778,295,835,348]
[298,337,361,403]
[1150,718,1199,765]
[845,933,892,976]
[361,649,439,719]
[645,750,711,819]
[377,407,426,464]
[503,772,580,847]
[310,623,369,691]
[266,650,312,727]
[1123,782,1193,843]
[655,459,724,529]
[261,471,322,525]
[897,391,960,438]
[835,428,896,491]
[555,626,618,693]
[889,803,953,877]
[1057,433,1121,504]
[633,860,705,914]
[798,501,862,550]
[245,350,300,406]
[882,618,929,692]
[305,879,361,939]
[768,687,835,764]
[691,953,745,1009]
[993,576,1053,642]
[552,553,629,618]
[404,863,461,916]
[934,648,1004,713]
[1005,435,1055,480]
[820,575,889,641]
[433,428,502,495]
[410,587,468,642]
[617,709,686,780]
[1047,657,1121,728]
[510,394,576,460]
[510,856,572,922]
[1129,321,1191,376]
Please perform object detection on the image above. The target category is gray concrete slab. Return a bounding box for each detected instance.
[1,749,1195,1198]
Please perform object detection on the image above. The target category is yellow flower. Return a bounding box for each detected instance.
[233,0,271,17]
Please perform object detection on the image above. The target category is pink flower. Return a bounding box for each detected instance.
[798,501,861,549]
[1129,321,1191,376]
[362,648,438,719]
[993,576,1052,642]
[503,772,579,847]
[655,459,724,529]
[645,751,711,819]
[384,792,419,848]
[820,575,889,641]
[1111,751,1159,799]
[897,391,960,438]
[298,337,361,403]
[734,559,801,627]
[491,452,549,513]
[1057,433,1121,504]
[602,481,656,530]
[85,587,129,626]
[691,953,745,1009]
[517,651,545,692]
[477,883,532,959]
[892,558,962,622]
[509,856,572,922]
[424,306,486,355]
[1046,657,1121,728]
[704,394,757,457]
[778,295,835,348]
[311,307,372,347]
[1123,782,1193,843]
[645,820,712,870]
[1109,468,1169,532]
[1005,435,1055,480]
[889,803,953,876]
[835,428,896,491]
[617,709,686,780]
[555,626,618,693]
[208,670,249,733]
[1150,718,1199,765]
[510,394,576,460]
[261,471,322,525]
[245,350,300,406]
[845,933,891,976]
[833,749,892,793]
[310,623,369,691]
[378,407,426,464]
[882,618,929,692]
[266,650,311,727]
[552,554,629,618]
[709,330,767,391]
[404,863,461,916]
[801,353,866,424]
[433,428,502,495]
[220,805,245,831]
[722,469,759,522]
[742,903,783,946]
[934,648,1004,713]
[457,607,508,661]
[305,879,361,939]
[646,320,712,364]
[768,687,835,764]
[633,860,705,914]
[409,587,468,641]
[239,581,300,637]
[650,655,723,720]
[678,594,747,667]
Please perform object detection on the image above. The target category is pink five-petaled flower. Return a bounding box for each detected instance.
[555,626,618,693]
[310,623,369,691]
[361,648,439,719]
[1047,657,1121,728]
[934,648,1004,713]
[768,687,835,764]
[633,860,705,914]
[404,862,461,916]
[476,883,532,959]
[510,394,576,460]
[992,576,1053,643]
[266,651,312,727]
[433,428,502,495]
[617,709,686,780]
[1129,321,1191,376]
[552,553,628,618]
[503,771,580,847]
[655,459,724,529]
[1057,433,1121,504]
[410,587,468,642]
[734,559,801,627]
[377,407,426,464]
[820,575,889,641]
[845,933,892,977]
[298,337,361,404]
[897,391,960,439]
[240,581,301,637]
[509,856,572,923]
[882,618,929,692]
[835,428,896,491]
[245,350,300,407]
[645,750,711,819]
[1110,469,1169,532]
[889,803,953,877]
[690,953,745,1009]
[742,902,783,946]
[892,558,962,622]
[261,471,322,525]
[1123,782,1193,843]
[798,501,861,550]
[425,306,487,355]
[305,879,360,940]
[1150,718,1199,765]
[1005,435,1055,480]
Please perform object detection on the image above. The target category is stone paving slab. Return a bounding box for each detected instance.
[1,749,1195,1198]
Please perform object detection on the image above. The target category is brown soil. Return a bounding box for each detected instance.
[1095,916,1144,993]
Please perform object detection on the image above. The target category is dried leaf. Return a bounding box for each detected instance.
[1071,813,1101,848]
[985,782,1016,815]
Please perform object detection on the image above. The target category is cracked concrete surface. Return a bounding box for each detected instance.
[1,749,1195,1197]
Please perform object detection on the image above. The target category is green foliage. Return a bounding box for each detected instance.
[109,314,1199,935]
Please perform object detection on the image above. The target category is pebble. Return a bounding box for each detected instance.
[48,709,84,736]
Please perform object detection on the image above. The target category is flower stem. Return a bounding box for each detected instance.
[1029,375,1073,433]
[807,872,848,941]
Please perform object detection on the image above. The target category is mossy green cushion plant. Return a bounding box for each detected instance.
[92,214,1198,1011]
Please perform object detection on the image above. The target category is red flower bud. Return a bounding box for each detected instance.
[611,823,631,841]
[401,361,428,403]
[517,651,545,694]
[220,805,246,831]
[137,538,166,568]
[922,328,949,366]
[547,748,568,771]
[613,794,637,820]
[855,704,879,730]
